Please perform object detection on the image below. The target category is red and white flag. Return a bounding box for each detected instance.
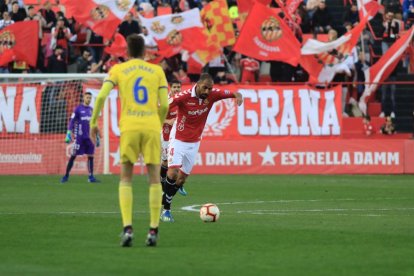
[61,0,134,39]
[233,2,301,66]
[359,27,414,112]
[300,16,368,83]
[104,33,127,58]
[138,9,209,58]
[0,21,39,67]
[237,0,271,25]
[286,0,303,17]
[356,0,382,20]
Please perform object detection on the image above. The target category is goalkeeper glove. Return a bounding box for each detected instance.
[65,130,72,143]
[96,133,100,148]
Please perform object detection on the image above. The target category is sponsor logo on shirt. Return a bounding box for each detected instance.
[188,107,209,116]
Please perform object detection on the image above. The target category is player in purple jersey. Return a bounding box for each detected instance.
[60,92,100,183]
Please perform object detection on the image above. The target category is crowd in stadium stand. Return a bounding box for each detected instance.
[0,0,412,118]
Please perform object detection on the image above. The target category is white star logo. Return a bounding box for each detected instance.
[258,145,278,166]
[110,147,120,166]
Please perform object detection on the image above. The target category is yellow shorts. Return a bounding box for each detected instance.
[120,130,161,165]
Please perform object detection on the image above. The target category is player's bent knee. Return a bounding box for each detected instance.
[167,168,179,179]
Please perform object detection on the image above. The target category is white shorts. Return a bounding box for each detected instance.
[168,139,200,175]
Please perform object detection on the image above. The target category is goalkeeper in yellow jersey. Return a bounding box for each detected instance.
[90,34,169,247]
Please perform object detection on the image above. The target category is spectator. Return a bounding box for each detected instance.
[25,5,47,72]
[102,54,122,73]
[381,11,400,54]
[380,67,398,118]
[84,28,104,63]
[402,0,414,23]
[298,3,312,34]
[270,61,295,82]
[50,16,72,58]
[380,116,396,134]
[312,0,332,34]
[139,26,158,51]
[354,51,370,100]
[214,70,235,84]
[10,1,26,22]
[47,46,67,73]
[357,27,374,63]
[382,0,402,14]
[118,12,141,39]
[0,11,14,30]
[343,3,359,26]
[179,0,190,11]
[240,56,260,83]
[306,0,320,18]
[0,1,7,15]
[363,115,374,136]
[39,0,57,33]
[174,68,191,84]
[77,49,94,73]
[208,54,226,78]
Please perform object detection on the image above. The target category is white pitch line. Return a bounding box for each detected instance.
[181,197,413,212]
[0,210,186,216]
[237,208,414,213]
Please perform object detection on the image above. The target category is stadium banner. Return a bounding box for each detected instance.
[192,139,405,174]
[0,140,104,175]
[84,84,343,140]
[3,82,411,175]
[104,139,407,175]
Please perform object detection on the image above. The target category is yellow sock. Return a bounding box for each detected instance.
[119,181,133,227]
[149,183,162,229]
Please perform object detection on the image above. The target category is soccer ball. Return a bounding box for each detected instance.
[199,203,220,222]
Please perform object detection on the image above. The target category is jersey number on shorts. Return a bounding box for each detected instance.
[133,77,148,104]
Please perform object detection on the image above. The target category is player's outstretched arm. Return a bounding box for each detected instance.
[90,81,113,145]
[233,92,244,106]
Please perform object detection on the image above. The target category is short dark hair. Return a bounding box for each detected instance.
[169,79,181,85]
[127,34,145,58]
[364,114,371,121]
[84,91,92,96]
[198,73,213,83]
[28,5,34,10]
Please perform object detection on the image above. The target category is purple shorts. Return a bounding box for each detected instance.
[71,138,95,156]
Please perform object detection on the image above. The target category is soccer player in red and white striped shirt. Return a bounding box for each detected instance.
[160,79,187,195]
[160,73,243,222]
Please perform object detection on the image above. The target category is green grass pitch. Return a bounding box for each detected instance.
[0,175,413,275]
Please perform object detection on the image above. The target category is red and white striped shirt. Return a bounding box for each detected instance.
[169,85,235,142]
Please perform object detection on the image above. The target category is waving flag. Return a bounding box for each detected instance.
[0,21,39,67]
[104,33,127,58]
[139,9,208,58]
[61,0,134,39]
[356,0,382,20]
[201,0,235,47]
[237,0,271,24]
[300,15,368,83]
[233,3,301,66]
[359,27,414,113]
[286,0,303,17]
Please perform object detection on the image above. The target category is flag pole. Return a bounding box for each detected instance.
[360,30,366,59]
[222,53,239,83]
